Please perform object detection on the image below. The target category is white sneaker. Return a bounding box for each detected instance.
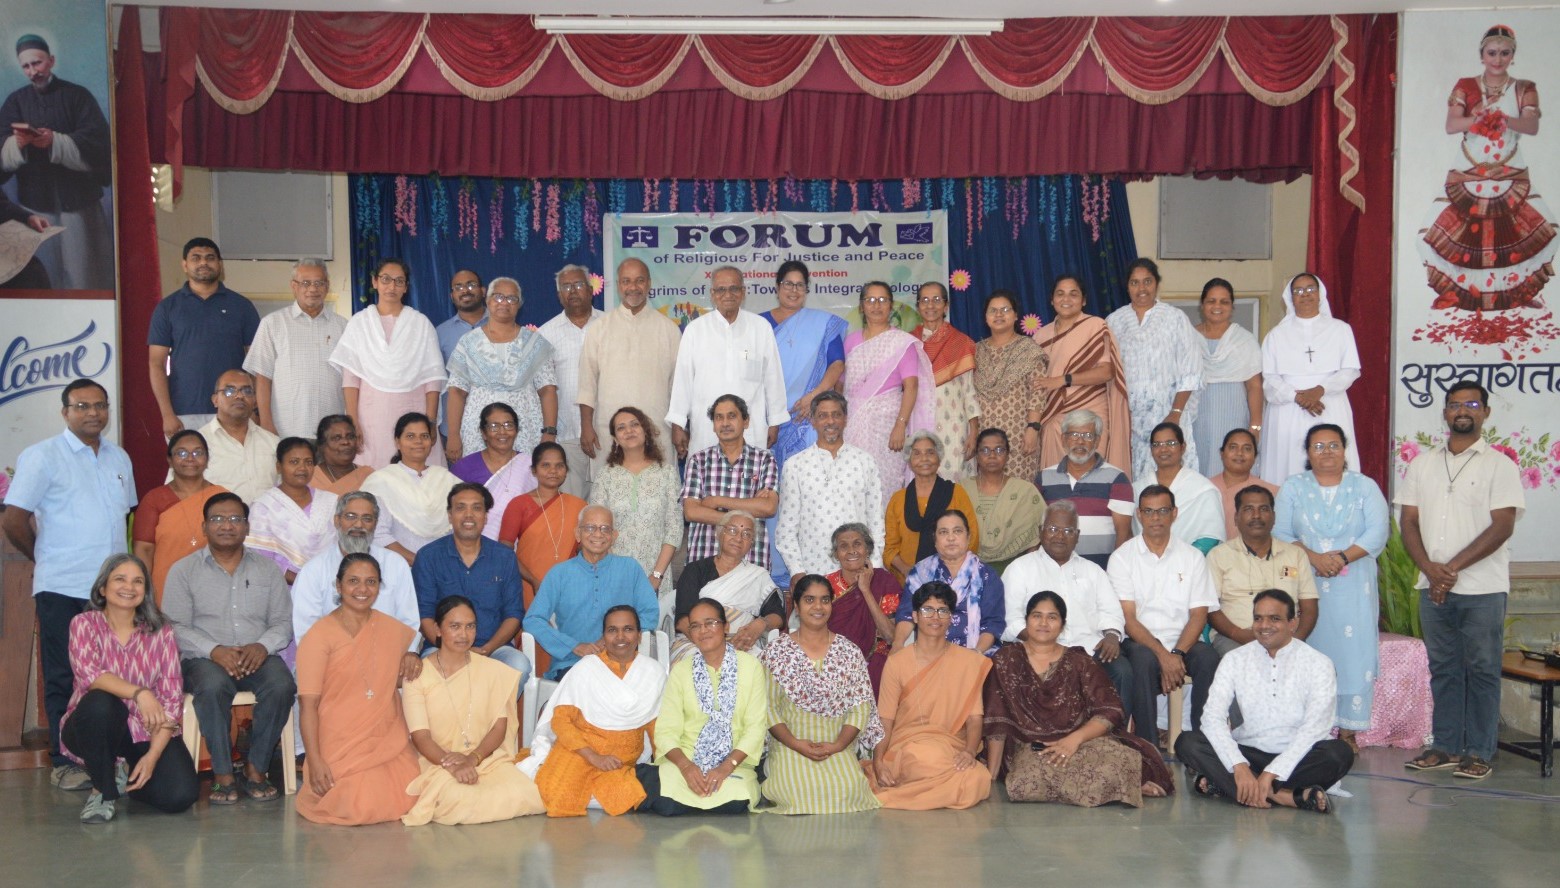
[115,760,129,795]
[51,764,92,792]
[80,791,116,824]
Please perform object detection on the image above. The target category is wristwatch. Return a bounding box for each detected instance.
[1026,421,1044,433]
[540,425,558,435]
[1170,648,1186,657]
[651,570,665,581]
[1065,373,1074,387]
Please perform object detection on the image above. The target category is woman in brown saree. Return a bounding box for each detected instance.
[869,581,992,810]
[824,522,899,693]
[1031,275,1133,479]
[985,590,1173,807]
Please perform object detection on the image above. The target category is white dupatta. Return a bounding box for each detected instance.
[329,305,447,393]
[519,652,664,777]
[361,463,459,542]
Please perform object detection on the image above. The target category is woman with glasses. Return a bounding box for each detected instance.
[762,261,848,468]
[1191,277,1264,476]
[893,511,1004,656]
[1208,428,1278,539]
[450,402,536,540]
[1274,423,1389,748]
[1258,273,1361,485]
[1032,274,1133,479]
[640,597,770,816]
[132,430,228,604]
[590,406,682,609]
[960,428,1045,576]
[329,258,448,468]
[310,415,375,496]
[883,431,980,582]
[445,277,558,463]
[1107,259,1205,480]
[973,289,1049,483]
[870,581,993,810]
[912,281,980,479]
[1132,423,1225,552]
[669,511,784,664]
[247,437,339,586]
[844,280,936,506]
[985,591,1173,807]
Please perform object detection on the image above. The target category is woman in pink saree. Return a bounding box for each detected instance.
[843,281,935,506]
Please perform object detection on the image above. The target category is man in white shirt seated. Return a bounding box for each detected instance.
[1175,589,1353,814]
[1002,500,1131,703]
[1110,484,1220,746]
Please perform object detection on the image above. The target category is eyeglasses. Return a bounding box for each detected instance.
[292,279,328,290]
[559,281,591,293]
[1292,286,1320,296]
[1149,440,1183,449]
[862,296,893,305]
[67,401,110,412]
[1062,431,1097,441]
[687,619,725,632]
[917,606,953,618]
[450,282,481,292]
[1138,506,1175,518]
[711,285,745,297]
[1042,525,1080,537]
[377,275,408,286]
[206,515,248,526]
[173,448,207,460]
[778,280,808,291]
[1446,400,1483,411]
[580,523,614,535]
[1309,441,1344,453]
[986,306,1015,315]
[978,446,1008,456]
[484,421,518,431]
[720,526,756,540]
[340,511,376,524]
[217,385,256,398]
[916,295,945,305]
[488,294,521,305]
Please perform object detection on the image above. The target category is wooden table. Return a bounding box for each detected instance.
[1499,651,1560,778]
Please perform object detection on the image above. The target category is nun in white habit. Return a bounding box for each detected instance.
[1258,273,1361,485]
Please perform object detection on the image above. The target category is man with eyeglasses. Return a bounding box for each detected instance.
[667,265,789,458]
[526,505,658,679]
[4,378,137,791]
[413,483,531,683]
[775,390,885,583]
[148,237,259,438]
[1036,408,1134,570]
[537,264,604,498]
[1110,485,1220,746]
[243,258,347,437]
[1001,500,1132,703]
[435,269,487,437]
[1205,485,1317,656]
[1397,381,1523,780]
[162,492,295,804]
[196,368,280,504]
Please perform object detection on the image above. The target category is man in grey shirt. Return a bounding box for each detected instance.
[162,492,295,804]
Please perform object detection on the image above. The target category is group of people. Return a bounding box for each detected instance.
[1,236,1523,825]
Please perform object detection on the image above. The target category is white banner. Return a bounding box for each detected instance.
[604,210,948,324]
[0,298,120,483]
[1393,10,1560,561]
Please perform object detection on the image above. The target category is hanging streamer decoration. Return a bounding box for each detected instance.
[562,184,583,255]
[489,180,503,254]
[428,174,446,244]
[545,182,562,243]
[513,183,529,251]
[583,182,601,249]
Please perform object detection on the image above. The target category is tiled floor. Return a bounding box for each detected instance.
[1,747,1555,888]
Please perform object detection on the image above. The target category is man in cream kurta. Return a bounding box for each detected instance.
[577,258,681,477]
[199,369,279,504]
[666,267,789,457]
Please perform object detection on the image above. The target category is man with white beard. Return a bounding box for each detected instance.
[1035,408,1134,570]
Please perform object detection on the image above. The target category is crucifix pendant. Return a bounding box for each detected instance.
[1447,483,1456,494]
[365,689,374,700]
[1304,346,1316,363]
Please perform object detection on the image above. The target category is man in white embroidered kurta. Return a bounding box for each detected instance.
[666,266,789,457]
[775,391,884,580]
[537,264,604,498]
[243,259,347,438]
[1001,502,1129,702]
[578,258,681,476]
[198,369,279,504]
[1106,263,1203,479]
[1174,590,1354,810]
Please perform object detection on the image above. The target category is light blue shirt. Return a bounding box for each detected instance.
[524,552,657,678]
[7,429,136,598]
[435,313,485,435]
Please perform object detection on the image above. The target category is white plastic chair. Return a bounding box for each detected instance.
[181,691,298,795]
[521,629,669,747]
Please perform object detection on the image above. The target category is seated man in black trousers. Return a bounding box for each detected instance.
[1176,589,1354,813]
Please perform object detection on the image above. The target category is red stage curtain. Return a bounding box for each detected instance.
[696,35,826,99]
[1089,17,1225,103]
[421,14,553,99]
[961,17,1094,98]
[1222,16,1337,103]
[291,12,425,102]
[834,35,957,97]
[557,34,691,99]
[194,8,289,113]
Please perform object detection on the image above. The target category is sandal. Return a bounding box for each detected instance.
[1294,785,1331,815]
[1405,749,1459,771]
[208,780,241,805]
[1454,757,1492,780]
[1189,772,1223,798]
[236,771,281,801]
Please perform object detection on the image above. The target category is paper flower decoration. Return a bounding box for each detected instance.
[949,269,972,292]
[590,273,605,296]
[1020,313,1042,336]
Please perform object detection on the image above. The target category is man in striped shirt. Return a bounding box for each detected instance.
[1035,408,1132,570]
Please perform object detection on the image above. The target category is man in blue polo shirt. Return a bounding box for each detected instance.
[1036,407,1134,570]
[435,269,486,437]
[147,237,259,438]
[2,378,136,791]
[412,482,530,683]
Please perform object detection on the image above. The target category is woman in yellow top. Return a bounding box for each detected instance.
[401,594,544,826]
[883,431,979,581]
[640,598,771,816]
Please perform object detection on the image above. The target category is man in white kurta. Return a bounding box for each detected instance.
[666,266,789,457]
[1258,274,1361,485]
[290,492,421,654]
[578,258,681,476]
[537,264,604,498]
[1107,262,1203,480]
[199,369,280,504]
[243,259,347,438]
[775,391,884,581]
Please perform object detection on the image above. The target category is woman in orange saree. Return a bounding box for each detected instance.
[132,430,227,604]
[1032,275,1133,479]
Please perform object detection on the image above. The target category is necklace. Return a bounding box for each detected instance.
[338,613,379,699]
[535,492,566,560]
[323,462,355,483]
[434,652,477,751]
[1443,447,1478,494]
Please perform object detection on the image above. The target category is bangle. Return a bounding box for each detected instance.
[1339,551,1350,565]
[895,417,908,425]
[1065,373,1073,387]
[1249,424,1262,431]
[1169,408,1182,415]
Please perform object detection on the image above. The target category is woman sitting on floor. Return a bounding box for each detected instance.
[869,581,992,810]
[402,595,544,825]
[639,598,771,816]
[759,574,883,815]
[984,591,1174,807]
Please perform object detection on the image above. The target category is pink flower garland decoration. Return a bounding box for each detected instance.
[393,175,417,235]
[532,179,543,232]
[488,183,503,254]
[545,183,561,243]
